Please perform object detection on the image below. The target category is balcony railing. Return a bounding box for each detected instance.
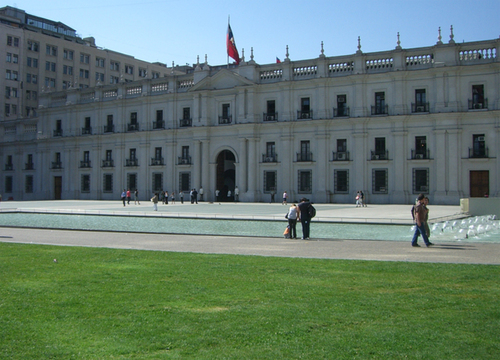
[218,116,232,125]
[296,152,313,162]
[262,154,278,163]
[81,127,92,135]
[53,129,63,137]
[153,120,165,129]
[333,107,350,117]
[411,149,430,159]
[263,112,278,121]
[297,110,313,120]
[80,160,91,168]
[4,164,13,171]
[25,162,35,170]
[411,102,430,113]
[102,160,114,168]
[104,124,114,133]
[371,105,388,115]
[51,161,63,169]
[178,156,192,165]
[332,151,350,161]
[180,118,192,127]
[125,159,138,167]
[150,157,164,166]
[468,99,488,110]
[127,123,139,131]
[469,147,489,158]
[371,150,389,160]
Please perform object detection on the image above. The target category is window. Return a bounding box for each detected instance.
[103,174,113,192]
[110,61,119,71]
[372,169,388,194]
[299,97,311,119]
[46,45,57,56]
[130,148,137,160]
[179,172,191,192]
[298,170,312,193]
[44,77,56,88]
[222,103,230,118]
[81,174,90,192]
[298,140,312,161]
[471,134,487,158]
[63,49,74,60]
[130,112,138,124]
[25,175,34,193]
[81,151,91,168]
[7,36,19,47]
[266,142,276,161]
[470,85,486,109]
[265,100,277,121]
[264,170,277,193]
[46,61,56,72]
[6,53,11,62]
[373,92,386,115]
[152,71,160,79]
[155,147,162,160]
[95,57,105,68]
[127,173,137,191]
[337,139,347,153]
[106,150,113,161]
[182,146,189,159]
[139,68,147,77]
[5,176,13,193]
[373,137,387,159]
[183,107,191,120]
[26,154,34,170]
[63,65,73,75]
[334,169,349,193]
[152,173,163,192]
[27,40,39,52]
[156,110,163,122]
[336,95,348,117]
[413,89,428,112]
[413,136,427,159]
[95,72,104,82]
[413,168,429,194]
[105,115,114,133]
[110,75,119,84]
[125,65,134,75]
[79,69,89,79]
[12,54,18,64]
[80,53,90,64]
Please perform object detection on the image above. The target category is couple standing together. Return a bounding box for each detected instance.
[286,198,313,240]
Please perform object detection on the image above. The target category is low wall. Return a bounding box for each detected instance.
[460,198,500,217]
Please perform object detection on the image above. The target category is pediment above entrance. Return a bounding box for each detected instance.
[190,69,255,91]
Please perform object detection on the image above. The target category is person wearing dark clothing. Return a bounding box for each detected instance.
[297,198,312,240]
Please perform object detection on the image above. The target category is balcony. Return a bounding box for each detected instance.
[103,124,114,133]
[411,102,430,113]
[180,118,192,127]
[411,149,430,159]
[25,162,35,170]
[150,157,164,166]
[468,99,488,110]
[333,107,350,117]
[296,152,313,162]
[178,156,192,165]
[218,116,232,125]
[125,159,138,167]
[153,120,165,129]
[262,154,278,163]
[127,123,139,132]
[469,147,489,158]
[80,160,91,168]
[371,105,388,115]
[102,160,114,168]
[332,151,350,161]
[297,110,313,120]
[371,150,389,160]
[263,112,278,121]
[51,161,63,169]
[53,129,63,137]
[81,127,92,135]
[4,164,13,171]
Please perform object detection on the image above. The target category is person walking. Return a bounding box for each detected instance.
[411,193,433,247]
[297,198,312,240]
[134,189,140,205]
[126,189,131,205]
[234,186,239,202]
[171,191,175,204]
[121,189,127,207]
[180,191,184,204]
[282,191,288,205]
[286,203,299,239]
[193,188,198,204]
[152,192,159,211]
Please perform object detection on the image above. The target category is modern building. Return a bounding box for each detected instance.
[1,17,499,204]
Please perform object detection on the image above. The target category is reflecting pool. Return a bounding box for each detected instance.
[1,212,499,243]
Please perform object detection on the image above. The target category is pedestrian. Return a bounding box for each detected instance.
[360,190,367,207]
[227,189,232,201]
[151,192,158,211]
[121,189,126,207]
[165,190,169,205]
[126,189,131,205]
[270,190,275,203]
[193,188,198,204]
[190,189,194,204]
[355,191,361,207]
[199,187,204,201]
[282,191,288,205]
[134,189,140,205]
[234,186,239,202]
[180,191,184,204]
[171,191,175,204]
[216,189,220,203]
[424,196,431,239]
[286,203,299,239]
[297,197,313,240]
[411,193,433,247]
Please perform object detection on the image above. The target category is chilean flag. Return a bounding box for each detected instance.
[227,24,240,64]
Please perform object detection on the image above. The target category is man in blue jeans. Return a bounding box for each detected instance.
[412,193,434,247]
[298,198,312,240]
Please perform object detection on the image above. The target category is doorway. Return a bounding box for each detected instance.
[470,170,489,197]
[54,176,62,200]
[216,150,236,201]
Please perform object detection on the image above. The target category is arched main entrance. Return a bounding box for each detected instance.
[216,150,236,202]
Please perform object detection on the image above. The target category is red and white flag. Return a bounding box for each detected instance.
[226,24,240,64]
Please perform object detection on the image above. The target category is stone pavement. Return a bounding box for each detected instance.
[1,200,499,265]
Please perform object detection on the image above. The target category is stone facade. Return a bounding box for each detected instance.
[1,26,499,204]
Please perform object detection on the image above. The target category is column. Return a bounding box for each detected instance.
[433,129,447,201]
[193,140,201,189]
[391,131,408,203]
[247,138,257,199]
[238,138,247,193]
[200,139,210,199]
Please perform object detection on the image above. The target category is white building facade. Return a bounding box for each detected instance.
[1,35,499,204]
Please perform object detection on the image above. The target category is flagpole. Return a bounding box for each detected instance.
[227,15,230,69]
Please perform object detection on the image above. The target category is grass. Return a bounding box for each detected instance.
[1,242,499,359]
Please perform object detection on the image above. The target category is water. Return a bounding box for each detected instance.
[1,213,499,243]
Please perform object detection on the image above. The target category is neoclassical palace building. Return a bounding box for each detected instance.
[1,27,499,204]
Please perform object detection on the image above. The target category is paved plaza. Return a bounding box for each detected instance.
[1,200,499,265]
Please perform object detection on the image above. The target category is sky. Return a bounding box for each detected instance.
[6,0,500,67]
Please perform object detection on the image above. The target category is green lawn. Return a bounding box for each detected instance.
[1,242,499,359]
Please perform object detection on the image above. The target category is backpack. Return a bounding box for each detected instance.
[308,204,316,219]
